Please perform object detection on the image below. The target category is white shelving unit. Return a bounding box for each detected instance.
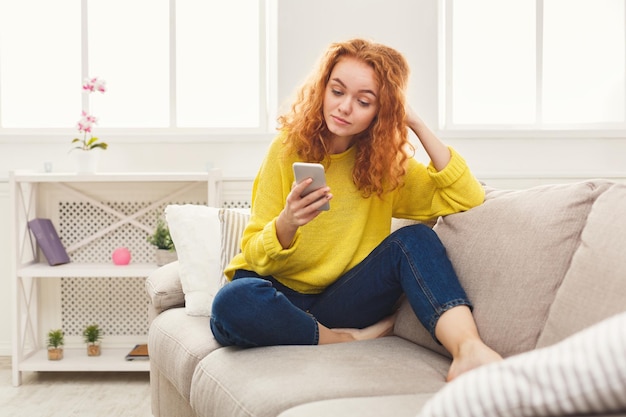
[9,171,222,386]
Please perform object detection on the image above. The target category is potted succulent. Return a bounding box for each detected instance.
[47,329,65,361]
[83,324,102,356]
[70,77,108,173]
[148,218,177,266]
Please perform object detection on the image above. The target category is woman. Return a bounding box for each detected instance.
[211,38,501,381]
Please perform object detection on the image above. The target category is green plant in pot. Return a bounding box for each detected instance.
[47,329,64,361]
[83,324,102,356]
[148,218,177,266]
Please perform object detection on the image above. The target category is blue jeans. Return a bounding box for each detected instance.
[210,224,471,347]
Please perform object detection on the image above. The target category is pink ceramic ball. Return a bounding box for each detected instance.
[112,247,131,265]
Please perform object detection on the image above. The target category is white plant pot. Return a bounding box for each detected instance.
[155,249,178,266]
[73,150,101,174]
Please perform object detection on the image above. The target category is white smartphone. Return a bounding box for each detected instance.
[292,162,330,211]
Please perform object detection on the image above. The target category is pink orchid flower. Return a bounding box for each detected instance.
[82,77,107,94]
[76,111,98,134]
[72,76,108,151]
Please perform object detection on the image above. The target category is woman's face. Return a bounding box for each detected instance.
[323,57,379,144]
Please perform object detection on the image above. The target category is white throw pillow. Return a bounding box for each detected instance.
[165,204,222,316]
[418,311,626,417]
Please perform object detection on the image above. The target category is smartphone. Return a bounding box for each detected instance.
[292,162,330,211]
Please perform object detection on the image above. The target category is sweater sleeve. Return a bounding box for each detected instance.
[224,135,302,279]
[393,147,485,220]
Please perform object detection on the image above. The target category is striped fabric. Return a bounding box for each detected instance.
[418,311,626,417]
[218,208,251,286]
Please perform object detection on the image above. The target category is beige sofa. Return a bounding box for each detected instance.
[146,180,626,417]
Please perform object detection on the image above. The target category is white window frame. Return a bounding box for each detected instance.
[0,0,277,144]
[438,0,626,138]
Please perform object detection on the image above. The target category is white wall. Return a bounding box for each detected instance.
[0,0,624,355]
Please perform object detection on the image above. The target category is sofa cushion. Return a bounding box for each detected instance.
[190,337,449,417]
[417,311,626,417]
[148,307,219,401]
[277,394,433,417]
[166,204,222,316]
[538,182,626,347]
[394,180,613,358]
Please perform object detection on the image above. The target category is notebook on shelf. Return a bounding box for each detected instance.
[27,218,70,266]
[125,344,149,361]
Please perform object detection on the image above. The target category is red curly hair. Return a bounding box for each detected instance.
[278,38,414,197]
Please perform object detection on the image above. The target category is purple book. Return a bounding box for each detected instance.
[27,218,70,266]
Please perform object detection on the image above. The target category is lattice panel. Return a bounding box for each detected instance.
[61,277,148,336]
[222,200,251,209]
[57,199,203,337]
[60,201,174,263]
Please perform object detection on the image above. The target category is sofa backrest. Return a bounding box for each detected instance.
[536,182,626,348]
[394,180,615,359]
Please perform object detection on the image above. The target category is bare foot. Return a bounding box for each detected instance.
[332,313,397,341]
[446,339,503,382]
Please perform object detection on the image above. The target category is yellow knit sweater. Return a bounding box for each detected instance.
[224,134,485,294]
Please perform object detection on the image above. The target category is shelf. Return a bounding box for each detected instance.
[19,347,150,372]
[17,262,161,278]
[10,171,218,386]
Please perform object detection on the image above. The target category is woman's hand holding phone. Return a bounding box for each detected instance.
[292,162,331,211]
[276,175,332,248]
[292,177,332,213]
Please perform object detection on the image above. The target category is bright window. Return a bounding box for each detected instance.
[88,0,170,128]
[0,0,81,128]
[176,0,260,128]
[443,0,626,129]
[0,0,267,130]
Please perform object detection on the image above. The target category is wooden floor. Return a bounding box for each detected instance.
[0,357,151,417]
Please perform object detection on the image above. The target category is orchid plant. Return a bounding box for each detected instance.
[71,77,109,152]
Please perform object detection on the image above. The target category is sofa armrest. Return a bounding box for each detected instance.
[146,261,185,320]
